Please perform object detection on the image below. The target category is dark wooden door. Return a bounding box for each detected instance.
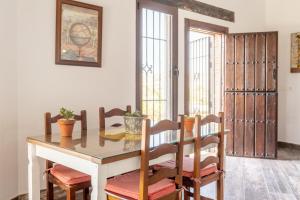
[225,32,278,159]
[244,93,255,157]
[266,93,277,158]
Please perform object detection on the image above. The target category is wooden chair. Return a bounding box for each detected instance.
[99,106,131,146]
[105,116,185,200]
[45,110,91,200]
[99,105,131,131]
[183,112,225,200]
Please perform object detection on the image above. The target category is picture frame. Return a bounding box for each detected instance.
[55,0,103,68]
[291,32,300,73]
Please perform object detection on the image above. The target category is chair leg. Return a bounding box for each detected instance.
[178,189,182,200]
[184,188,190,200]
[83,188,89,200]
[46,181,54,200]
[46,160,54,200]
[66,189,76,200]
[193,181,201,200]
[217,174,224,200]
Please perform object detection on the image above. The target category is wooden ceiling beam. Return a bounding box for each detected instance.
[151,0,235,22]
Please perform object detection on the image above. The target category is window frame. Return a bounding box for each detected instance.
[136,0,178,120]
[184,19,228,115]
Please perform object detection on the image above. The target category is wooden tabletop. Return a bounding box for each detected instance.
[27,126,227,164]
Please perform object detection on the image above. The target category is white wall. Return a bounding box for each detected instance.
[265,0,300,145]
[3,0,285,197]
[0,0,18,199]
[17,0,136,194]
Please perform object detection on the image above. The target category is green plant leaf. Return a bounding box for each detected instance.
[125,110,143,117]
[60,107,75,120]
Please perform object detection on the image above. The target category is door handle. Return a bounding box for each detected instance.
[173,65,179,77]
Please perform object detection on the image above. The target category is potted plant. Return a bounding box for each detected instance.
[58,107,75,137]
[124,111,144,134]
[184,116,195,133]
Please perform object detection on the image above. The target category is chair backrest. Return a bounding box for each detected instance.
[139,116,185,200]
[193,112,225,180]
[44,110,87,135]
[99,105,131,130]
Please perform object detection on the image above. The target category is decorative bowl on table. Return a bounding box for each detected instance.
[124,111,144,134]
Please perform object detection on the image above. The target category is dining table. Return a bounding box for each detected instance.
[27,126,227,200]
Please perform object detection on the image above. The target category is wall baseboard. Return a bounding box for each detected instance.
[11,192,30,200]
[11,188,51,200]
[278,141,300,150]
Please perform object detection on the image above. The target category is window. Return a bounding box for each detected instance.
[136,0,178,122]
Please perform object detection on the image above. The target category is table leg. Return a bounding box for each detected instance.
[91,164,107,200]
[28,143,41,200]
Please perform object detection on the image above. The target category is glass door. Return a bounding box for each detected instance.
[185,19,227,135]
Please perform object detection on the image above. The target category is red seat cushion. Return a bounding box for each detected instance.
[105,170,176,200]
[156,157,218,178]
[50,164,91,185]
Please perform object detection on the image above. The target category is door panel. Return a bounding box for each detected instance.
[235,35,245,91]
[266,122,276,158]
[244,93,255,157]
[234,93,244,156]
[245,34,255,91]
[255,93,265,158]
[225,92,234,155]
[226,121,234,156]
[225,35,235,91]
[266,33,278,92]
[225,32,277,158]
[266,93,277,158]
[255,122,265,158]
[266,93,277,121]
[255,34,266,91]
[225,93,235,120]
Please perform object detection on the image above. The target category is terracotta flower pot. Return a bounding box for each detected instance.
[58,119,75,137]
[184,117,195,133]
[59,136,73,148]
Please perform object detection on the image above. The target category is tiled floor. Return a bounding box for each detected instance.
[20,147,300,200]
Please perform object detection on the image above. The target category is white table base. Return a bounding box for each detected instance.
[28,143,194,200]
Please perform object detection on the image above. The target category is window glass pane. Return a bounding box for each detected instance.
[188,29,225,135]
[141,8,172,122]
[189,33,211,116]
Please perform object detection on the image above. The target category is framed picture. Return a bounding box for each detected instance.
[56,0,103,68]
[291,32,300,72]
